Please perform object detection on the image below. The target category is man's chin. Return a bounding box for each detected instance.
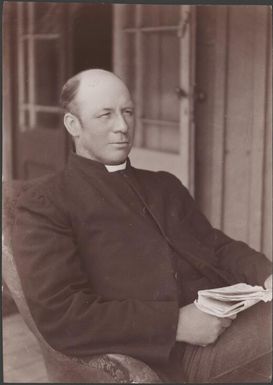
[105,148,131,165]
[106,157,128,166]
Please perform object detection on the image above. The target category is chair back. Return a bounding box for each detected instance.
[2,178,162,383]
[2,178,56,344]
[2,178,103,382]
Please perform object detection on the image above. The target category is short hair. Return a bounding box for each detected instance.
[60,74,81,116]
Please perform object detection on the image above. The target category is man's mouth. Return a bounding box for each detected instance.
[111,142,129,145]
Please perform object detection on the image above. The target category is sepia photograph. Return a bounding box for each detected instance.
[2,2,272,383]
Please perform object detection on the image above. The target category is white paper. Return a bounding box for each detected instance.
[194,283,272,318]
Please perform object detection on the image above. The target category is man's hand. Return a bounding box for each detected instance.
[264,274,272,290]
[176,303,234,347]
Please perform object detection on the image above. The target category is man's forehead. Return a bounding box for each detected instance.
[79,70,124,90]
[81,76,103,88]
[77,73,133,106]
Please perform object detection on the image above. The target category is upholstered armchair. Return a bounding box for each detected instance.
[2,179,162,383]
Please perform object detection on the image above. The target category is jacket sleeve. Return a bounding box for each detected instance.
[11,186,179,364]
[213,229,272,287]
[167,174,272,287]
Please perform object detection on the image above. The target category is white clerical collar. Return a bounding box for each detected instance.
[105,161,127,173]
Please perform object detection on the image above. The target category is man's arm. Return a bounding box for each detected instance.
[213,229,272,287]
[11,187,179,363]
[168,175,271,347]
[175,178,272,287]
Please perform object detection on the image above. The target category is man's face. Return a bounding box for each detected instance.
[74,75,135,165]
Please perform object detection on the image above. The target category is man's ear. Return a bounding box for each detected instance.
[63,113,81,138]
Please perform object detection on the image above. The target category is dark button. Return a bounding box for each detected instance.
[174,272,178,280]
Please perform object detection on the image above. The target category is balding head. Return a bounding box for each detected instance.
[60,69,130,118]
[62,68,135,165]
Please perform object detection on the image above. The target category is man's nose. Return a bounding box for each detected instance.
[113,113,129,133]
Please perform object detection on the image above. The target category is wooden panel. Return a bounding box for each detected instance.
[210,6,228,229]
[113,5,196,190]
[179,6,196,194]
[195,6,270,257]
[247,7,269,250]
[262,11,272,260]
[195,6,217,217]
[221,6,270,250]
[223,6,258,242]
[3,3,13,180]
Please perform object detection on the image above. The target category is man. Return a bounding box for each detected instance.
[12,69,272,382]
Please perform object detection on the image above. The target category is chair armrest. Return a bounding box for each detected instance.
[106,354,162,383]
[43,351,162,383]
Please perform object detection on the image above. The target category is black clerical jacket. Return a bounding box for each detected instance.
[12,153,271,364]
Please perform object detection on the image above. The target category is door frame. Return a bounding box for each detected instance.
[113,4,196,194]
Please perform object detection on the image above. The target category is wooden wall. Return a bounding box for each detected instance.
[2,3,14,181]
[195,6,272,259]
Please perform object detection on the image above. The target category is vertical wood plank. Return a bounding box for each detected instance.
[17,3,25,130]
[261,85,272,257]
[59,7,66,92]
[247,7,268,250]
[113,5,143,147]
[261,8,272,259]
[135,5,144,147]
[189,6,196,196]
[210,6,228,229]
[194,6,218,218]
[28,3,36,129]
[223,6,255,242]
[112,4,126,77]
[179,5,195,194]
[3,3,13,180]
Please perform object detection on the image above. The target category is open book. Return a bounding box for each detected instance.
[194,283,272,318]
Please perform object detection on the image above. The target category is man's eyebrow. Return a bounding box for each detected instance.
[97,106,134,113]
[95,108,113,114]
[122,105,134,110]
[96,104,134,114]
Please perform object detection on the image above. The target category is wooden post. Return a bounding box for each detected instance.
[248,7,269,250]
[179,5,196,194]
[210,6,228,229]
[3,3,13,180]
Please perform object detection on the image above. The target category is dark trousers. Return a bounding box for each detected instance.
[154,301,272,383]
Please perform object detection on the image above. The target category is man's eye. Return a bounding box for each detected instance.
[98,112,111,118]
[124,110,133,116]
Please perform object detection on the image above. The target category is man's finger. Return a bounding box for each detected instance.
[229,314,237,320]
[264,274,272,290]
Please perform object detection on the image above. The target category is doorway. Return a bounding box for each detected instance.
[11,3,113,179]
[73,4,112,74]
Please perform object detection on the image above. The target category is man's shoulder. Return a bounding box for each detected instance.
[131,166,188,192]
[131,165,174,180]
[17,170,67,209]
